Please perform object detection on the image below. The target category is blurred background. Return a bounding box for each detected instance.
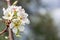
[0,0,60,40]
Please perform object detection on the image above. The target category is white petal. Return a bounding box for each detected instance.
[18,6,22,9]
[3,8,5,12]
[12,28,17,34]
[9,23,14,29]
[2,16,8,19]
[25,19,30,24]
[21,9,25,13]
[19,26,25,32]
[2,16,12,20]
[3,8,6,15]
[22,13,28,17]
[24,13,28,17]
[22,18,30,24]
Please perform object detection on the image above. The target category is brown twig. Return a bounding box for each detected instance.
[6,0,11,6]
[0,27,7,35]
[8,27,14,40]
[6,20,14,40]
[5,20,14,40]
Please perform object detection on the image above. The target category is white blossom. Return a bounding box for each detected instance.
[5,6,30,35]
[10,19,25,35]
[2,6,14,20]
[2,6,21,20]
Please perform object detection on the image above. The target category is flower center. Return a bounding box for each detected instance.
[20,16,23,20]
[13,20,21,28]
[7,13,11,17]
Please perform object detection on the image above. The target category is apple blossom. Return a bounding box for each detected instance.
[2,5,30,36]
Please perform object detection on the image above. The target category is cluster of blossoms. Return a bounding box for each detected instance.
[2,5,30,36]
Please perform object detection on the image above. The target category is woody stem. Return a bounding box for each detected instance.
[0,27,7,35]
[6,22,14,40]
[8,27,14,40]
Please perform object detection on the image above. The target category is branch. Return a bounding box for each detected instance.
[0,27,7,35]
[8,27,14,40]
[6,0,11,6]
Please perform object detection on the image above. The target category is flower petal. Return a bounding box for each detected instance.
[12,28,17,34]
[9,23,14,29]
[19,26,25,32]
